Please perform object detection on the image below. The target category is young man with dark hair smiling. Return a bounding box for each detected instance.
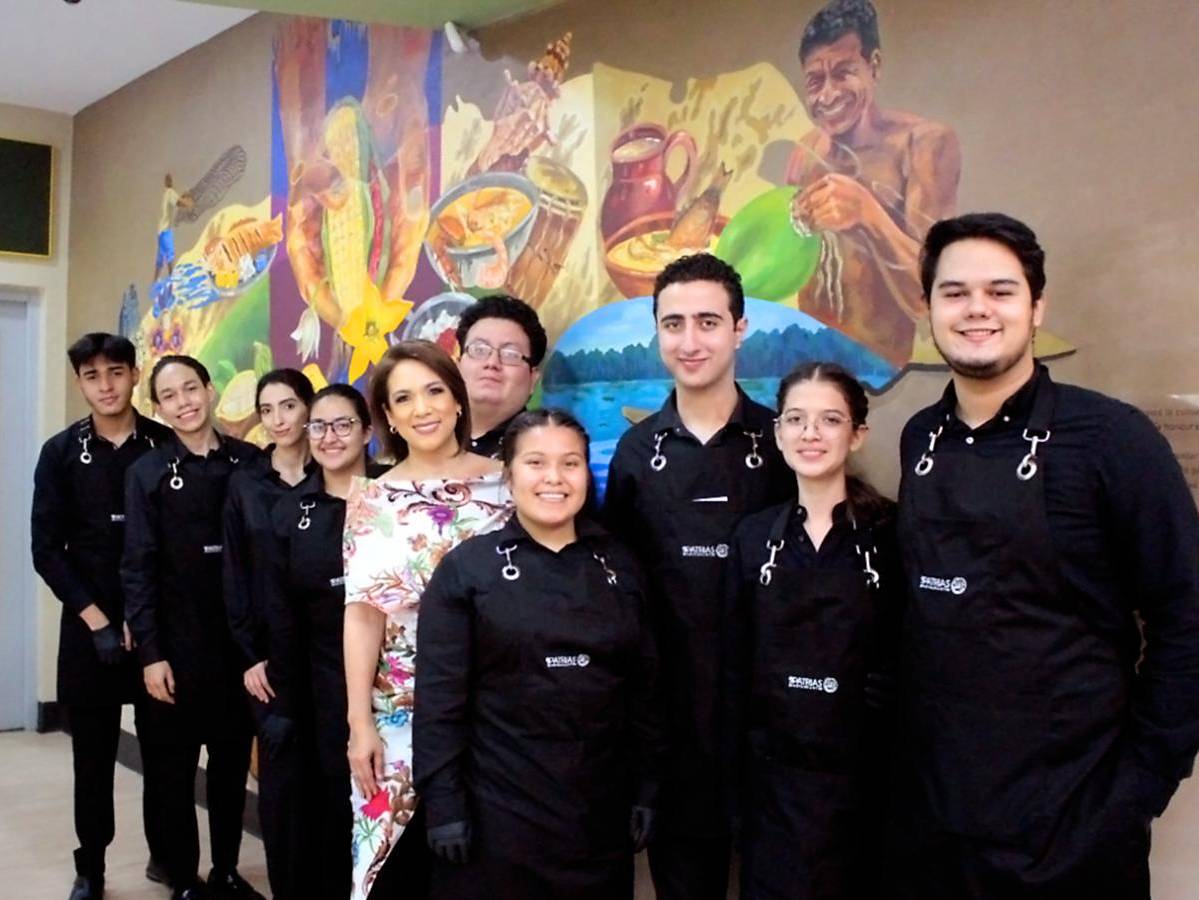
[32,333,173,900]
[455,293,547,459]
[897,212,1199,898]
[604,253,792,899]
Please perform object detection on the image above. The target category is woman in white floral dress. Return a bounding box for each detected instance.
[342,341,512,900]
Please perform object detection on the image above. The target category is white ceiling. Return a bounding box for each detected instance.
[0,0,255,115]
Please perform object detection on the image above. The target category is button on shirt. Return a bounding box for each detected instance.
[900,365,1199,805]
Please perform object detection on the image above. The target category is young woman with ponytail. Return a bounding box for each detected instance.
[722,361,902,900]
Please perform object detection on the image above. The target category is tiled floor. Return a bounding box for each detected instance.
[3,729,1196,899]
[0,730,268,900]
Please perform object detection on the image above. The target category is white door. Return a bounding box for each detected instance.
[0,294,35,730]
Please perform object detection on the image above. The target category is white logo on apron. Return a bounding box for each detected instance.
[787,675,839,693]
[546,654,590,669]
[920,575,968,595]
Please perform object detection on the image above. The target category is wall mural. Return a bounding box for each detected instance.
[123,2,1074,482]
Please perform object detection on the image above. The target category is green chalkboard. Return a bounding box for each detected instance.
[0,137,54,258]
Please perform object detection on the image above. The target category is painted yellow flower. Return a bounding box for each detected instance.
[339,278,413,383]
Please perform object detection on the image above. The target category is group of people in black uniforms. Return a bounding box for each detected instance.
[33,210,1199,900]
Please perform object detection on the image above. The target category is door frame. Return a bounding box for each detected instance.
[0,285,42,730]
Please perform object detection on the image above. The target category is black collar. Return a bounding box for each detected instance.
[934,363,1052,434]
[656,383,756,436]
[495,513,608,548]
[165,429,243,463]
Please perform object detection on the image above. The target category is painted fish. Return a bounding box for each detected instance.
[204,215,283,282]
[667,163,732,250]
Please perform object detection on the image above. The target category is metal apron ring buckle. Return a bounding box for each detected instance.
[650,432,668,472]
[592,552,619,586]
[759,539,785,586]
[298,500,316,530]
[496,543,520,581]
[168,458,184,490]
[745,430,764,469]
[1016,428,1051,481]
[914,425,944,477]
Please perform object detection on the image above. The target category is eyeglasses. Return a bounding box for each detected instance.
[777,411,851,433]
[463,340,532,367]
[305,417,360,439]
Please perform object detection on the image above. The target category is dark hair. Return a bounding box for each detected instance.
[368,341,471,461]
[652,252,745,321]
[311,383,371,429]
[920,212,1046,302]
[500,407,590,468]
[501,407,599,518]
[800,0,881,63]
[776,361,890,525]
[455,293,548,367]
[255,368,315,409]
[149,355,211,404]
[67,333,137,374]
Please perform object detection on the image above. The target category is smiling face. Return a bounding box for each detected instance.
[308,394,370,475]
[76,354,138,419]
[257,382,310,450]
[506,424,590,536]
[775,379,865,485]
[458,316,538,428]
[655,279,747,393]
[928,237,1044,382]
[384,359,462,456]
[801,31,880,139]
[152,362,216,436]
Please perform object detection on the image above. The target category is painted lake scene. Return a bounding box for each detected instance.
[539,297,897,497]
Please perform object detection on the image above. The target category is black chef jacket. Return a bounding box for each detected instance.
[468,411,522,460]
[122,431,260,737]
[898,365,1199,882]
[222,448,318,671]
[31,412,172,706]
[603,386,793,837]
[259,463,388,778]
[414,515,667,867]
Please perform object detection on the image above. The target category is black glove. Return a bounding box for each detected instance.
[91,624,124,665]
[865,670,895,711]
[630,805,657,852]
[258,714,295,759]
[427,820,471,864]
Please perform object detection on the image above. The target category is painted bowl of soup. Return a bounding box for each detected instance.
[603,211,728,299]
[424,173,540,290]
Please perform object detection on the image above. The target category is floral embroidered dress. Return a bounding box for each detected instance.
[343,472,511,900]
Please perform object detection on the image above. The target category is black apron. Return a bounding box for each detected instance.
[742,504,880,900]
[899,380,1146,897]
[284,490,350,779]
[54,420,158,704]
[649,426,772,834]
[146,448,252,740]
[423,529,651,900]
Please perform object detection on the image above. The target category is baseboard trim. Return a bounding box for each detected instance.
[37,700,64,733]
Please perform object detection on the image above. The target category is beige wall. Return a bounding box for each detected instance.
[1,102,73,707]
[479,0,1199,494]
[67,13,274,422]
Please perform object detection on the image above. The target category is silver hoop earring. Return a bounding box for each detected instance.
[389,424,396,434]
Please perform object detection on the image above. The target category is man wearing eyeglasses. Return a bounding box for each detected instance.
[455,294,547,458]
